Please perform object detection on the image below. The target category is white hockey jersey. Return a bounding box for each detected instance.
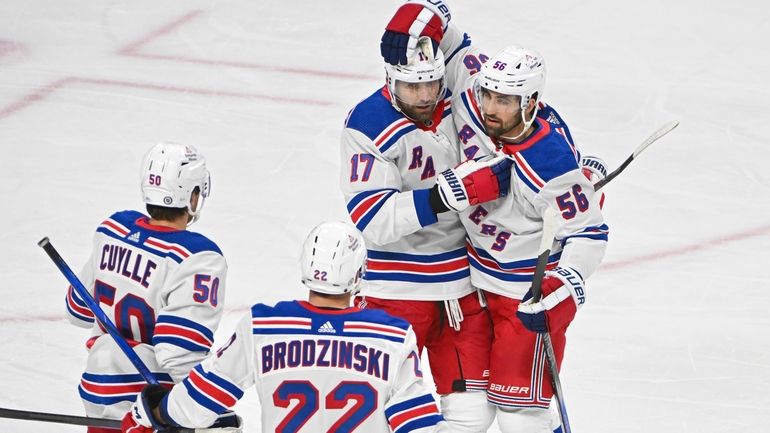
[160,300,448,433]
[339,29,483,301]
[65,210,227,409]
[453,88,609,300]
[436,23,609,299]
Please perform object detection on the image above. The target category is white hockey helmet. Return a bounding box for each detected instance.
[385,36,446,113]
[474,45,546,139]
[476,45,546,104]
[140,142,210,225]
[300,221,367,295]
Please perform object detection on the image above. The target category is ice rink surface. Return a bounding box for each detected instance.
[1,1,769,432]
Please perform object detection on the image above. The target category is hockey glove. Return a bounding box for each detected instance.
[516,267,585,333]
[381,0,451,65]
[121,385,170,433]
[435,154,512,212]
[581,155,607,208]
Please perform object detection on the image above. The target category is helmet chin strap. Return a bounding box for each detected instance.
[186,195,205,227]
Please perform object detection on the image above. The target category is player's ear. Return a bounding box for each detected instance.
[526,93,538,113]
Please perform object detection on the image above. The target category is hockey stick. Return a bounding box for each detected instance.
[530,207,572,433]
[0,407,121,428]
[527,121,679,432]
[594,120,679,191]
[0,407,195,432]
[38,237,160,386]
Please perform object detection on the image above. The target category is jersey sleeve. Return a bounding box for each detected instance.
[152,250,228,382]
[160,312,254,428]
[534,155,609,287]
[65,235,99,328]
[383,327,447,433]
[340,125,439,245]
[440,24,489,97]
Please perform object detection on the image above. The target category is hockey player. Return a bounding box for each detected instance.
[65,142,233,433]
[454,46,609,433]
[340,2,518,430]
[120,221,454,433]
[381,3,609,432]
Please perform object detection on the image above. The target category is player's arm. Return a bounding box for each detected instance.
[380,0,487,95]
[123,312,255,430]
[151,251,227,382]
[64,235,98,327]
[517,157,609,334]
[342,128,509,244]
[383,327,453,433]
[341,127,442,245]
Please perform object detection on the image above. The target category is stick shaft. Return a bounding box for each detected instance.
[38,237,159,385]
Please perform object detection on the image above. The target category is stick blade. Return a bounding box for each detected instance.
[633,120,679,157]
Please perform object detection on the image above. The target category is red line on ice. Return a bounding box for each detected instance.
[117,9,377,81]
[601,223,770,271]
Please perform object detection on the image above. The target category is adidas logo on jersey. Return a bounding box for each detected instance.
[127,232,141,243]
[318,321,336,334]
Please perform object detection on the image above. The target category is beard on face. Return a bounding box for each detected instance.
[400,101,436,123]
[483,111,521,138]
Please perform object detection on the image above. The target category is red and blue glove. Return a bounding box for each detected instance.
[516,267,586,333]
[121,385,170,433]
[381,0,451,65]
[435,154,512,212]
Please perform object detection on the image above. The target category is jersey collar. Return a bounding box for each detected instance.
[135,216,182,232]
[298,300,360,315]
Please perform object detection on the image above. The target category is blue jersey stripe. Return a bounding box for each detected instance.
[367,247,467,263]
[156,315,214,341]
[469,257,541,282]
[347,188,398,213]
[152,336,209,352]
[364,269,470,283]
[444,33,472,64]
[395,415,445,433]
[379,124,417,154]
[413,189,438,227]
[356,190,397,231]
[460,91,485,132]
[183,378,227,414]
[386,394,436,419]
[193,365,244,400]
[96,227,184,264]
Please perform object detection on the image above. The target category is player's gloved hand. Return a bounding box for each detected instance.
[581,155,607,208]
[381,0,451,65]
[516,267,585,333]
[121,385,170,433]
[435,154,512,212]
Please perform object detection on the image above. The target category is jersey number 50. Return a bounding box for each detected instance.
[273,380,377,433]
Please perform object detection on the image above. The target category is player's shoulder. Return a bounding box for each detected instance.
[344,87,417,151]
[454,85,485,131]
[251,301,410,343]
[250,300,299,319]
[165,230,223,257]
[536,101,567,127]
[510,118,580,190]
[100,210,223,258]
[351,306,412,332]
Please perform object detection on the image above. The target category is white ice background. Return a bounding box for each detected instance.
[1,1,769,432]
